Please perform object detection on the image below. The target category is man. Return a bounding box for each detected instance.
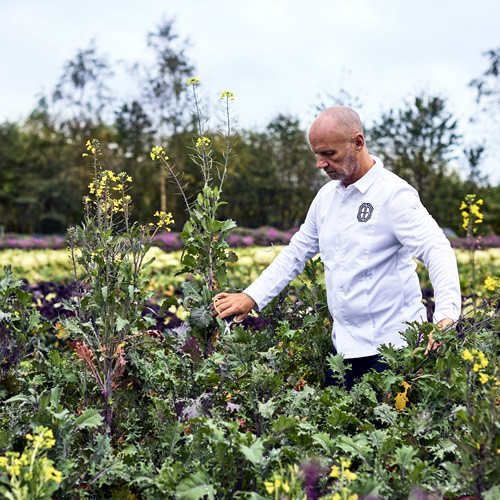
[212,106,461,388]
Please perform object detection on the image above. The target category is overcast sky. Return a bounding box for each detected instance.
[1,0,499,181]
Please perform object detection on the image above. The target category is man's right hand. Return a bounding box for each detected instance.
[212,292,256,322]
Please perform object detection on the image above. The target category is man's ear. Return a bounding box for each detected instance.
[353,133,364,150]
[354,133,365,151]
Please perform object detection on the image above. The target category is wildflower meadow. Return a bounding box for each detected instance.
[1,80,499,499]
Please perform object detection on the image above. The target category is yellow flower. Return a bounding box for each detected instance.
[45,466,63,483]
[195,136,211,149]
[282,481,290,493]
[264,481,275,494]
[394,381,411,411]
[329,465,341,478]
[340,458,351,469]
[274,478,282,489]
[477,352,488,368]
[348,495,359,500]
[484,276,499,292]
[330,494,341,500]
[461,349,474,362]
[478,372,490,384]
[150,145,167,161]
[8,464,21,476]
[220,90,235,100]
[187,76,200,86]
[459,201,467,210]
[473,363,480,372]
[0,456,8,467]
[344,470,358,482]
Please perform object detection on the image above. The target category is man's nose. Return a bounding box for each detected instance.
[316,156,327,169]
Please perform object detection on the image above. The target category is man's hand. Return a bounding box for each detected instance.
[212,292,256,322]
[425,317,454,355]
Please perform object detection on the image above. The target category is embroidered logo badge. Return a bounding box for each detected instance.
[357,202,374,222]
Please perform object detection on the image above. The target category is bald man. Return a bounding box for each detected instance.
[213,106,461,389]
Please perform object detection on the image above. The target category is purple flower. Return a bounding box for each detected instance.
[227,234,242,247]
[226,402,241,413]
[153,231,183,251]
[242,236,255,247]
[267,227,280,240]
[300,459,328,500]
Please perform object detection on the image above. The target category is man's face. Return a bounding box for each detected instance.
[309,133,359,184]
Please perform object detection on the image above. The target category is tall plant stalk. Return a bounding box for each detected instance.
[65,139,174,434]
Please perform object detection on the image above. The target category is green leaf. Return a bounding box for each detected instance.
[312,432,336,453]
[4,394,31,404]
[240,438,265,465]
[115,316,129,332]
[175,470,216,500]
[189,306,212,329]
[257,397,277,419]
[181,254,197,269]
[50,386,62,408]
[74,409,104,430]
[393,445,418,469]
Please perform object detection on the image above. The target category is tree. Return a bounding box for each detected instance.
[51,40,114,139]
[368,95,463,229]
[141,19,195,214]
[113,100,158,222]
[469,47,500,109]
[221,114,325,229]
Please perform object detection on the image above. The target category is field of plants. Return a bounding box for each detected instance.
[1,82,499,499]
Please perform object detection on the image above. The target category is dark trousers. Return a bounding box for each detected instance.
[325,353,388,391]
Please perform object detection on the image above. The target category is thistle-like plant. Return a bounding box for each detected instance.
[65,139,174,433]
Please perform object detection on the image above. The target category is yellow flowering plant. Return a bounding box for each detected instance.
[262,464,302,499]
[461,348,490,384]
[459,193,485,298]
[65,139,174,433]
[326,457,359,499]
[0,427,62,499]
[150,77,238,354]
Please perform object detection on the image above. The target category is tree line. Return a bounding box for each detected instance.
[0,20,499,236]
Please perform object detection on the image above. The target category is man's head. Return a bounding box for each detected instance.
[309,106,373,186]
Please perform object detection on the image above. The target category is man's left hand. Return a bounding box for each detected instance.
[425,318,454,355]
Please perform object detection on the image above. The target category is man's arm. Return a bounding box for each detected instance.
[389,185,461,349]
[213,190,324,321]
[212,292,256,321]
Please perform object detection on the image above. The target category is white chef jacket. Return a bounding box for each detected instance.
[244,156,461,358]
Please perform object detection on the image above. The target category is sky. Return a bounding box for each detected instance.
[1,0,499,182]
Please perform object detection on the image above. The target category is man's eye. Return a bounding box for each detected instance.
[321,151,335,157]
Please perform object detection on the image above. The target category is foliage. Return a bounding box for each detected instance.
[62,139,174,433]
[0,266,48,382]
[0,427,62,499]
[4,32,499,236]
[1,70,500,499]
[368,94,467,232]
[150,78,238,354]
